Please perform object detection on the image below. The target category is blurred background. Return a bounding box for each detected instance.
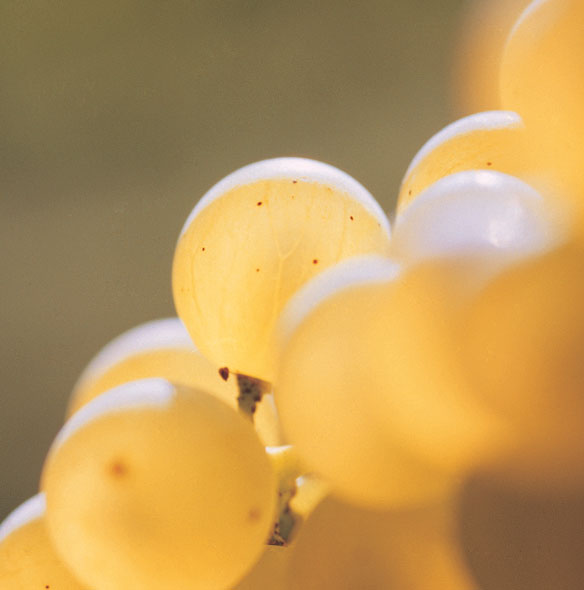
[1,1,582,588]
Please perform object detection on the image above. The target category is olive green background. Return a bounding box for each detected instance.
[1,1,583,588]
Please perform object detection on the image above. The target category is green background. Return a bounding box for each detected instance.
[1,1,583,588]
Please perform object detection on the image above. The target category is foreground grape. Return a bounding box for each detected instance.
[276,256,459,507]
[173,157,391,383]
[42,378,276,590]
[67,317,281,446]
[0,494,87,589]
[287,495,477,590]
[464,240,584,489]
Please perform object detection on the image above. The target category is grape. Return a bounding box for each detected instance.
[500,0,584,204]
[172,157,391,383]
[451,0,531,114]
[42,378,277,590]
[464,240,584,490]
[393,170,562,293]
[276,256,459,508]
[287,495,477,590]
[67,317,282,446]
[398,111,529,211]
[276,255,511,507]
[232,545,290,590]
[0,493,87,588]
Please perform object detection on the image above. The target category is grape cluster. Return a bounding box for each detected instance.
[2,0,584,587]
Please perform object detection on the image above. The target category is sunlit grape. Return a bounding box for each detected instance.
[0,494,87,588]
[393,170,561,293]
[398,112,530,211]
[232,545,290,590]
[451,0,531,114]
[464,240,584,489]
[42,378,276,590]
[68,317,281,446]
[173,157,391,383]
[287,495,477,590]
[500,0,584,204]
[276,256,465,508]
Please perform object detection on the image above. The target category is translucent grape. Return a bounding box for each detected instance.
[276,256,461,508]
[173,157,391,383]
[397,112,529,211]
[42,378,276,590]
[500,0,584,204]
[393,170,561,293]
[0,494,87,588]
[68,317,281,446]
[287,496,477,590]
[464,240,584,489]
[451,0,531,114]
[232,545,290,590]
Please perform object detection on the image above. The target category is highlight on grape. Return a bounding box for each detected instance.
[2,0,583,587]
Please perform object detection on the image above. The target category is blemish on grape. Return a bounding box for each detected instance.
[248,507,262,522]
[257,201,263,206]
[486,161,493,166]
[313,259,319,265]
[219,367,230,381]
[110,460,128,478]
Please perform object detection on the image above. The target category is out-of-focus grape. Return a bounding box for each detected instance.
[451,0,531,115]
[67,317,281,446]
[0,494,87,588]
[500,0,584,205]
[173,157,391,383]
[42,378,276,590]
[287,495,477,590]
[232,545,290,590]
[397,112,530,211]
[276,256,469,508]
[464,240,584,490]
[393,170,561,293]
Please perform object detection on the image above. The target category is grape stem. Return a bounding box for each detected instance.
[236,373,271,420]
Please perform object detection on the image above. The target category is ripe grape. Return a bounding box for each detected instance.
[68,317,281,446]
[287,495,477,590]
[276,256,460,507]
[42,378,277,590]
[398,111,529,211]
[464,240,584,489]
[173,157,391,383]
[0,494,87,588]
[500,0,584,204]
[451,0,531,114]
[393,170,561,293]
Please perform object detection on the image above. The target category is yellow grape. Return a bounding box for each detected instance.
[0,494,87,588]
[232,545,290,590]
[173,157,391,383]
[68,317,281,446]
[276,256,466,508]
[500,0,584,204]
[42,378,276,590]
[393,170,561,293]
[287,495,477,590]
[451,0,531,114]
[398,112,530,211]
[464,240,584,489]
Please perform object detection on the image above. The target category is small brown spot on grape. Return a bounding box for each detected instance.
[219,367,230,381]
[110,461,128,478]
[313,259,319,265]
[257,201,263,206]
[408,189,412,196]
[350,215,354,220]
[256,268,260,272]
[292,179,298,184]
[486,161,492,166]
[201,247,206,251]
[248,507,261,522]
